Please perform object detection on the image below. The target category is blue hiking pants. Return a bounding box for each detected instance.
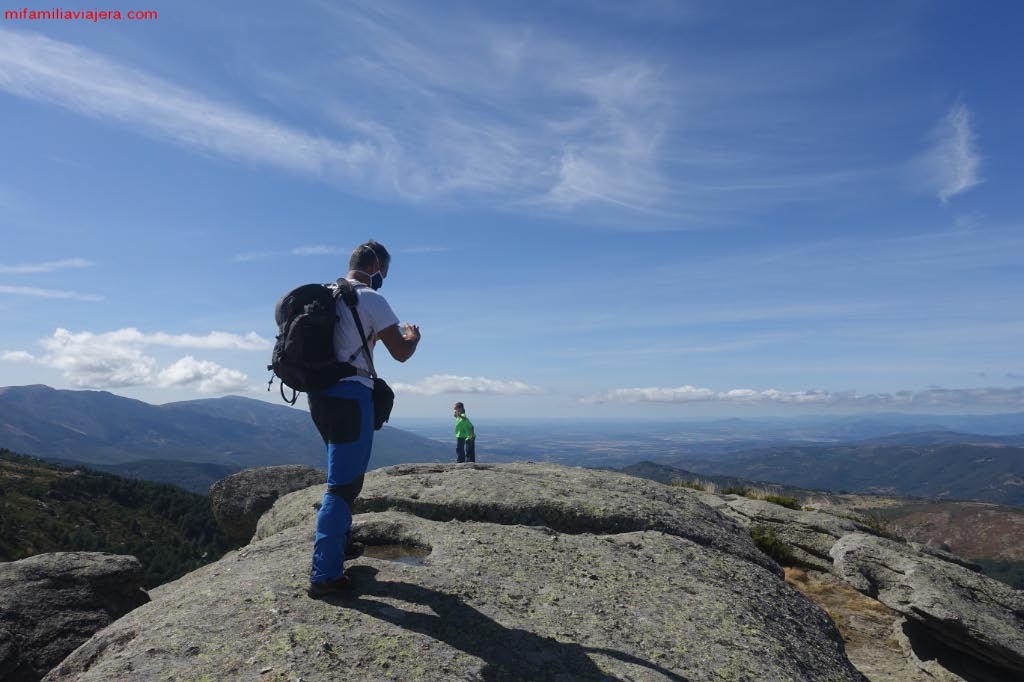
[456,437,476,463]
[308,381,374,583]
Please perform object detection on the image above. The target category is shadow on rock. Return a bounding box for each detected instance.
[333,565,689,681]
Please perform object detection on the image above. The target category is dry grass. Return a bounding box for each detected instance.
[669,478,716,492]
[670,479,802,509]
[784,567,897,645]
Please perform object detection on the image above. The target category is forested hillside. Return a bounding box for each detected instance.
[0,449,233,587]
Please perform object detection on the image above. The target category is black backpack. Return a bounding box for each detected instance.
[267,279,360,404]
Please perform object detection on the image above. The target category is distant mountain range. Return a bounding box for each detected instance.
[669,442,1024,507]
[0,385,452,492]
[4,385,1023,506]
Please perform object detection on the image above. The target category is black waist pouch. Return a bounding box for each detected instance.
[372,378,395,430]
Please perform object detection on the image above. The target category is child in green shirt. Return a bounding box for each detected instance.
[453,402,476,463]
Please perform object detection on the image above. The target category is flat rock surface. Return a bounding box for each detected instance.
[48,511,863,682]
[258,462,781,576]
[48,463,865,681]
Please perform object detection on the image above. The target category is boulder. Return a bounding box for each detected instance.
[0,552,148,682]
[209,464,324,543]
[831,532,1024,681]
[704,494,1024,679]
[46,464,865,681]
[708,494,981,573]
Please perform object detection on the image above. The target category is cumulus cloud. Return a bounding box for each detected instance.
[581,384,1024,410]
[40,336,157,388]
[1,327,268,394]
[914,102,983,203]
[391,374,543,396]
[156,357,249,394]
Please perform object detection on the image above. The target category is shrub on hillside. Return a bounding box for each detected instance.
[751,525,797,566]
[760,494,801,510]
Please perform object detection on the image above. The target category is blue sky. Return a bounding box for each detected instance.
[1,1,1022,420]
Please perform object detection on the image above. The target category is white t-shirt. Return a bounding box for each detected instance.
[332,281,399,388]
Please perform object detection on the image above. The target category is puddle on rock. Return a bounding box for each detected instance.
[362,543,430,566]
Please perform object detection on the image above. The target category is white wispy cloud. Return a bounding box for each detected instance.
[234,243,453,263]
[0,285,103,301]
[312,6,676,213]
[0,258,93,274]
[402,246,453,254]
[56,328,272,351]
[231,250,276,263]
[232,245,349,262]
[0,10,943,224]
[914,102,983,203]
[0,21,677,219]
[581,384,1024,409]
[0,327,269,394]
[392,374,543,396]
[582,385,834,405]
[291,245,348,257]
[0,27,375,185]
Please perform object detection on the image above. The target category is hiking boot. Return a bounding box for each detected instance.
[307,574,351,598]
[346,541,365,560]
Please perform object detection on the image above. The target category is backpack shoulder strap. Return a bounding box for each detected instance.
[335,278,377,378]
[334,278,359,309]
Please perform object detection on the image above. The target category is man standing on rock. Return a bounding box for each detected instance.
[307,240,421,598]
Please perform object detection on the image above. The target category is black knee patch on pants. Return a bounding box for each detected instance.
[327,474,365,507]
[309,395,362,446]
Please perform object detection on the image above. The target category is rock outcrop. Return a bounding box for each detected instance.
[707,491,1024,681]
[209,464,324,543]
[47,463,865,681]
[831,532,1024,681]
[784,567,968,682]
[0,552,148,682]
[704,494,873,572]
